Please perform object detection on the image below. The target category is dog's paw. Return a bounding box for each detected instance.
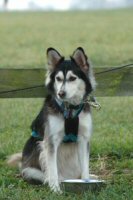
[49,181,62,193]
[50,185,62,194]
[89,174,98,179]
[81,173,89,180]
[81,172,99,180]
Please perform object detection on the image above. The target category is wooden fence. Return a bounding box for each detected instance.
[0,65,133,98]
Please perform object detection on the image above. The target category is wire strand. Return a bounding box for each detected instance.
[0,63,133,95]
[95,63,133,75]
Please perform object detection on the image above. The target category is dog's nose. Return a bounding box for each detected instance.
[58,90,66,98]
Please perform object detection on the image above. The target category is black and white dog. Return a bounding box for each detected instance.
[8,47,96,192]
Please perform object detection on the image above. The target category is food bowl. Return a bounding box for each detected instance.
[61,179,106,193]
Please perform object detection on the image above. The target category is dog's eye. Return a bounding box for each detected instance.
[56,77,62,82]
[69,76,77,82]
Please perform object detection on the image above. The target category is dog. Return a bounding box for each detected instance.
[8,47,96,192]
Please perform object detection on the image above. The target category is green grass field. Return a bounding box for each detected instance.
[0,9,133,200]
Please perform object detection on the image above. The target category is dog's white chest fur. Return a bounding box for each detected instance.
[78,111,92,140]
[41,111,92,181]
[47,111,92,140]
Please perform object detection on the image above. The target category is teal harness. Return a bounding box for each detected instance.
[31,96,101,143]
[57,99,84,142]
[32,130,43,140]
[31,98,84,143]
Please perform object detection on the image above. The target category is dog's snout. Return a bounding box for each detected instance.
[58,90,66,98]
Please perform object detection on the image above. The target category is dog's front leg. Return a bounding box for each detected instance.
[47,141,61,193]
[40,139,61,192]
[78,137,89,179]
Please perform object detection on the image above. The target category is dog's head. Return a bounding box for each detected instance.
[45,47,96,105]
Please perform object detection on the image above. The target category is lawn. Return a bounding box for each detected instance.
[0,9,133,200]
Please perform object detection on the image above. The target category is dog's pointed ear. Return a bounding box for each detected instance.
[71,47,89,73]
[47,48,64,70]
[72,47,96,90]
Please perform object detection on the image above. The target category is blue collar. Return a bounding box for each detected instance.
[55,98,84,119]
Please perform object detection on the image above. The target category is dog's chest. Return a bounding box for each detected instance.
[47,111,92,142]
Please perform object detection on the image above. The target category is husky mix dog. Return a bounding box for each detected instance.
[8,47,96,192]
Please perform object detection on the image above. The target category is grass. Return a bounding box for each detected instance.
[0,9,133,68]
[0,9,133,199]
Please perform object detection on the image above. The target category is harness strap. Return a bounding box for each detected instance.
[63,134,78,143]
[31,130,43,140]
[64,117,79,143]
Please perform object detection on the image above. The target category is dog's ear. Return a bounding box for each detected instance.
[47,48,64,70]
[71,47,89,73]
[72,47,96,90]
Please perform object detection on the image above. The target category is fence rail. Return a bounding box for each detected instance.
[0,66,133,98]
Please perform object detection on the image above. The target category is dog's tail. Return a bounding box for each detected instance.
[7,152,22,168]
